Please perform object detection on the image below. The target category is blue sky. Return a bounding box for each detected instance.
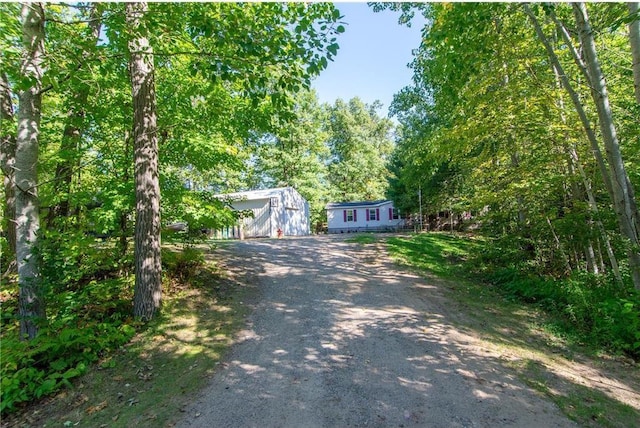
[311,2,426,118]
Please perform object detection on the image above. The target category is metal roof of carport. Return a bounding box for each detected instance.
[215,187,293,200]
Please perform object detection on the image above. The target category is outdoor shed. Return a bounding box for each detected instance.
[219,187,310,238]
[325,200,404,234]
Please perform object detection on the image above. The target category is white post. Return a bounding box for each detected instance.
[418,186,423,232]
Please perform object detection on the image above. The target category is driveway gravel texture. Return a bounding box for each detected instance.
[177,235,578,428]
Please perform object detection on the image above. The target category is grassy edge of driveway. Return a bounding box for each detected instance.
[384,232,639,428]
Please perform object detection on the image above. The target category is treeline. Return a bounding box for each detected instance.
[0,1,355,412]
[383,3,640,354]
[1,4,396,412]
[1,1,350,336]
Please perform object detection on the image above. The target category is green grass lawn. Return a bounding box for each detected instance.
[387,232,483,278]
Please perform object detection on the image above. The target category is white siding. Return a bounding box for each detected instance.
[231,199,271,237]
[223,187,310,238]
[326,201,404,233]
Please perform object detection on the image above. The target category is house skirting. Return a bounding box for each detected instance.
[327,225,407,234]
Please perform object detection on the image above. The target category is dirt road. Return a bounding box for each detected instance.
[177,235,577,427]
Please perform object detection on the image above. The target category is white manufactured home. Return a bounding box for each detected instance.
[219,187,310,238]
[325,200,404,234]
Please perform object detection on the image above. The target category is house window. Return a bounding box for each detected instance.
[343,209,357,222]
[367,208,378,221]
[390,208,400,220]
[347,209,354,222]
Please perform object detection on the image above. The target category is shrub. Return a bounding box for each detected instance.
[37,229,132,293]
[162,246,205,281]
[1,318,136,413]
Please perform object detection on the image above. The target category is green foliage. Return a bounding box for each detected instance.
[1,226,137,414]
[327,98,395,202]
[1,321,136,414]
[37,229,132,290]
[484,267,640,357]
[1,273,136,414]
[162,247,205,281]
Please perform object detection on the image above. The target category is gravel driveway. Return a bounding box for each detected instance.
[177,235,577,427]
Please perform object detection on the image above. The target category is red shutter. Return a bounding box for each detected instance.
[366,210,370,221]
[389,207,393,219]
[343,210,347,222]
[376,208,380,221]
[354,209,357,222]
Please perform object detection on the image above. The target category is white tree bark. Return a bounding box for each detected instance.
[628,3,640,105]
[16,2,46,339]
[573,2,640,290]
[526,4,628,285]
[1,72,16,267]
[127,1,162,321]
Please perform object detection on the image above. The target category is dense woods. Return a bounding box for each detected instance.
[0,2,395,412]
[1,1,639,416]
[385,2,640,356]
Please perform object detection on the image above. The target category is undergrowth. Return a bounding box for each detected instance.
[0,234,208,415]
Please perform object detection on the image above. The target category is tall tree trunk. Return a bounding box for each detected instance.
[573,2,640,290]
[46,4,103,227]
[118,131,132,257]
[628,3,640,105]
[549,51,622,282]
[16,2,46,339]
[127,1,162,321]
[1,72,17,270]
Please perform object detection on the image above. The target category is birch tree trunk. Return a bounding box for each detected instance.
[523,5,614,202]
[628,3,640,105]
[1,72,17,269]
[127,1,162,321]
[523,4,624,287]
[16,2,46,339]
[573,2,640,290]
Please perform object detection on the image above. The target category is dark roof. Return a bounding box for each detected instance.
[325,200,390,209]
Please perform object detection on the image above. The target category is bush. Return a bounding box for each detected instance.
[38,229,132,292]
[1,230,137,414]
[1,321,136,413]
[162,246,205,281]
[484,269,640,358]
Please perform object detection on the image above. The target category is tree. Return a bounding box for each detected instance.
[126,2,162,321]
[572,3,640,289]
[1,72,16,268]
[327,98,394,202]
[15,2,46,339]
[46,3,103,227]
[629,2,640,105]
[253,90,331,225]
